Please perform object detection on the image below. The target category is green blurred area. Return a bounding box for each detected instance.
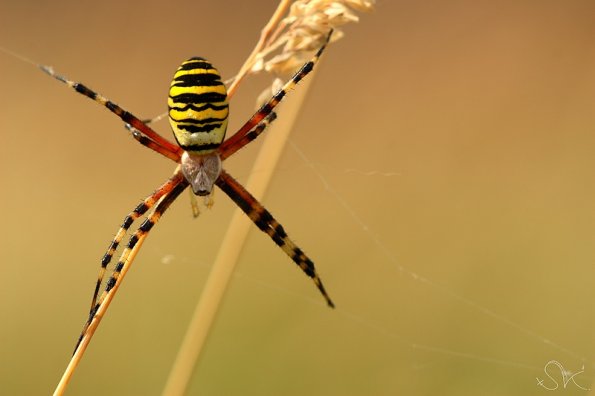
[1,1,595,395]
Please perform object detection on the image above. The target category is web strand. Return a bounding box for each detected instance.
[288,140,591,367]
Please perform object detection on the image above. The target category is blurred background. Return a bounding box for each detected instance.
[1,1,595,395]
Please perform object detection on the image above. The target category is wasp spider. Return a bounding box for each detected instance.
[43,32,335,353]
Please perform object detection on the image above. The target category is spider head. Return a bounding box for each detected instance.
[180,151,222,196]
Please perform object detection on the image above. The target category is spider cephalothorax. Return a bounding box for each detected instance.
[180,151,222,196]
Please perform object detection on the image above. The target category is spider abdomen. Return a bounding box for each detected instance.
[168,57,229,154]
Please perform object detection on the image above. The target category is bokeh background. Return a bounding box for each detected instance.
[1,1,595,395]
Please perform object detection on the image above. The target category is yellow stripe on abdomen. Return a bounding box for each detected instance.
[168,57,229,153]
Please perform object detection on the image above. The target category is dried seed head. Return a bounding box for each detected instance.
[250,0,374,76]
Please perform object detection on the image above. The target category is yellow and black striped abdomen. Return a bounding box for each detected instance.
[168,57,229,153]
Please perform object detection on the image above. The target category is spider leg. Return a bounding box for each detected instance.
[219,112,277,161]
[90,172,185,314]
[215,169,335,308]
[74,172,188,353]
[40,65,183,160]
[219,29,332,159]
[128,126,182,162]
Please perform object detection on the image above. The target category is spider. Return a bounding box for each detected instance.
[42,31,335,354]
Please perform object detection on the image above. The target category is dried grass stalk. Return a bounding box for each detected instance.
[162,1,373,395]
